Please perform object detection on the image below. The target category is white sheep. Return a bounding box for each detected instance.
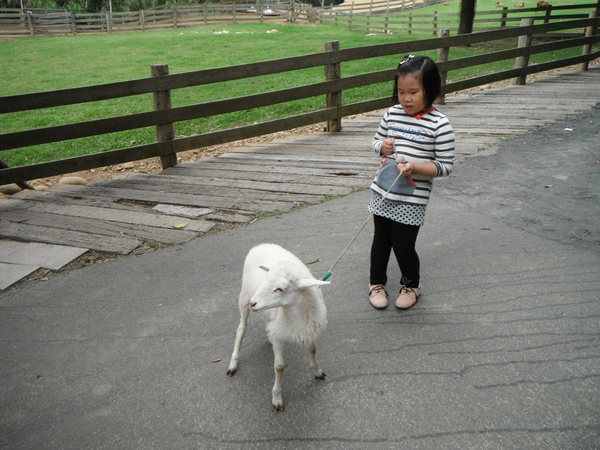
[226,243,330,412]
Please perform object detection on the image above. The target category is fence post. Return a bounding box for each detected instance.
[500,6,508,27]
[151,65,178,170]
[544,5,552,24]
[173,7,178,28]
[436,28,450,105]
[324,41,342,132]
[70,12,76,35]
[408,13,412,35]
[288,0,295,23]
[27,11,34,35]
[105,12,112,33]
[433,11,438,36]
[349,2,354,30]
[579,11,598,71]
[513,18,533,85]
[140,10,145,31]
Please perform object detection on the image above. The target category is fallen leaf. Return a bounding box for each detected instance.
[212,358,223,363]
[172,223,188,229]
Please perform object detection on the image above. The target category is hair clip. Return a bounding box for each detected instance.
[400,55,415,64]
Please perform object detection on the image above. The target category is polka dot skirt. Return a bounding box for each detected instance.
[368,193,426,226]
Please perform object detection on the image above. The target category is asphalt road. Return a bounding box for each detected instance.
[1,106,598,449]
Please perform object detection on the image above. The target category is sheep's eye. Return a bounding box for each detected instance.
[274,288,284,293]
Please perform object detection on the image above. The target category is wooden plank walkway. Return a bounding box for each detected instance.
[1,67,599,258]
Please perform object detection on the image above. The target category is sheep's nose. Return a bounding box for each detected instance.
[250,302,257,308]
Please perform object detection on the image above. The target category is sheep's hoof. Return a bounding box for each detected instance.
[315,372,326,380]
[226,368,237,377]
[272,403,285,413]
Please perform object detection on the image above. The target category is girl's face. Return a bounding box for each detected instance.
[397,73,427,116]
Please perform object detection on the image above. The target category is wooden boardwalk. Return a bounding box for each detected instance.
[1,67,599,257]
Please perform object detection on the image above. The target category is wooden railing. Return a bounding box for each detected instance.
[0,2,313,36]
[321,2,600,34]
[330,0,444,14]
[2,1,596,36]
[0,15,598,186]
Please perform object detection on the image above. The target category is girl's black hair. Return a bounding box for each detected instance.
[391,55,442,107]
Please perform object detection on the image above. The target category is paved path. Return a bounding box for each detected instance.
[0,101,598,448]
[1,67,599,291]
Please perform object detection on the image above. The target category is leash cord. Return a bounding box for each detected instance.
[322,166,405,281]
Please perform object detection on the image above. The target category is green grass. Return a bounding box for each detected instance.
[0,17,592,167]
[1,23,416,166]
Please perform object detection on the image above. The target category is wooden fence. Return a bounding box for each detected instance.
[321,3,600,35]
[0,15,598,186]
[330,0,444,14]
[1,1,597,36]
[0,2,312,36]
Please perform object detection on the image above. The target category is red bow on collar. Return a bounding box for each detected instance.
[411,107,435,120]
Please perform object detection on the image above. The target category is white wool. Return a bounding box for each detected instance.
[227,243,329,412]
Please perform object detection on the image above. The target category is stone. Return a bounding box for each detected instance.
[58,176,88,186]
[0,184,23,195]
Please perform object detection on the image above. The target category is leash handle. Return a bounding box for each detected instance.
[394,154,416,186]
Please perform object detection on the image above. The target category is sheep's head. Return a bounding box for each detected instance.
[249,264,329,312]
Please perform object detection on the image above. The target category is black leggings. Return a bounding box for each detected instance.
[370,214,421,288]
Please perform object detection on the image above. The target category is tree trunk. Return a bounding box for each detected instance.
[458,0,476,35]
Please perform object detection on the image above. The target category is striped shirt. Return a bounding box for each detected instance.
[370,105,455,206]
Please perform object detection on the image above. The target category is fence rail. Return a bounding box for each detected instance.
[1,1,597,35]
[0,15,598,185]
[321,2,600,34]
[0,2,310,36]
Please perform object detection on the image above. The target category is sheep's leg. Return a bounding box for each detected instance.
[227,305,250,376]
[308,341,326,379]
[271,340,285,412]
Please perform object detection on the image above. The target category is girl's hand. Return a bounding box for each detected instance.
[380,138,395,156]
[397,161,414,175]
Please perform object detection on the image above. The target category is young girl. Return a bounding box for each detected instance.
[368,55,455,310]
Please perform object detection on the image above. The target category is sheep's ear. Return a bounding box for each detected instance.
[259,265,271,272]
[297,278,330,289]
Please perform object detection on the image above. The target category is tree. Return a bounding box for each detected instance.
[458,0,476,34]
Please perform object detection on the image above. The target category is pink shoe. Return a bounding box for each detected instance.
[395,285,421,310]
[369,284,388,309]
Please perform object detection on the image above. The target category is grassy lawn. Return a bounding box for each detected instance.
[1,23,415,166]
[0,13,592,167]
